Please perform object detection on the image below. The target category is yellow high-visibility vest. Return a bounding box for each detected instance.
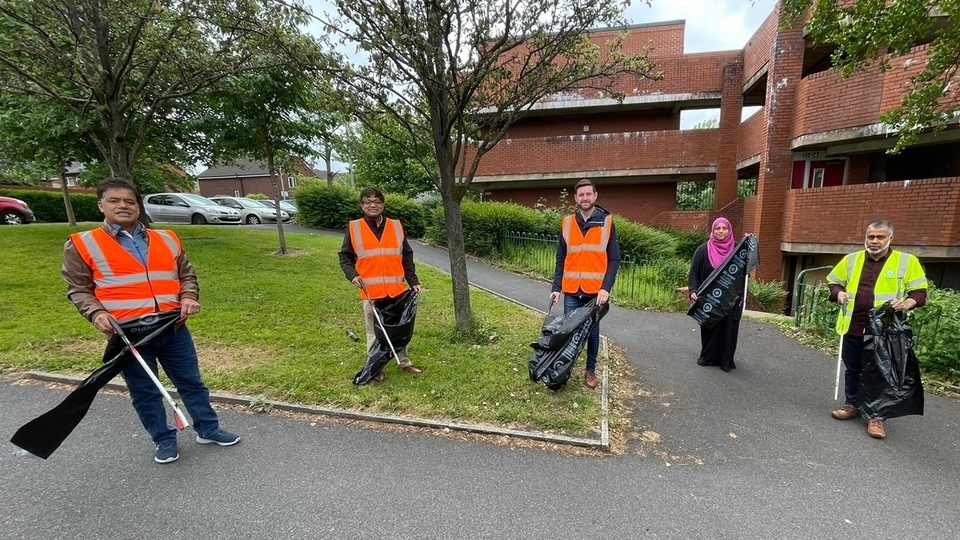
[826,249,927,335]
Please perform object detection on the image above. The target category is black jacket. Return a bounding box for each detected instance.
[551,205,621,295]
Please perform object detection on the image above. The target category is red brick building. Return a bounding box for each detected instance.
[470,5,960,301]
[197,158,317,199]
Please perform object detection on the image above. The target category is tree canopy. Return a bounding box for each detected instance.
[321,0,661,334]
[782,0,960,151]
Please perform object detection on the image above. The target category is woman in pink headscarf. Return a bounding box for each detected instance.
[687,217,743,372]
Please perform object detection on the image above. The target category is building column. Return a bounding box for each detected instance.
[753,7,804,283]
[715,60,744,211]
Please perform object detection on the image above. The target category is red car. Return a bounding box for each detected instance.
[0,196,37,225]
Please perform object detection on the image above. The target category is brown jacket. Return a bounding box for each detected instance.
[62,221,200,323]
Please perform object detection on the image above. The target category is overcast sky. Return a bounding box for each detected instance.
[304,0,777,171]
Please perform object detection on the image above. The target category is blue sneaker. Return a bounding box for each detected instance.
[154,441,179,464]
[196,428,240,446]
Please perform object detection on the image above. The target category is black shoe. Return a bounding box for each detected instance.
[696,357,710,366]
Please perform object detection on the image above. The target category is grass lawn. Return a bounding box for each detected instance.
[0,223,632,438]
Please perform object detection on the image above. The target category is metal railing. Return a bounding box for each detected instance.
[498,232,688,310]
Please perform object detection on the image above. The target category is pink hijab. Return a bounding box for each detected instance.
[707,217,735,267]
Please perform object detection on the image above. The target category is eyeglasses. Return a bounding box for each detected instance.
[361,200,383,206]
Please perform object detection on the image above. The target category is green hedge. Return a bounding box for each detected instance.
[294,185,425,238]
[0,189,101,223]
[662,228,710,259]
[425,201,547,257]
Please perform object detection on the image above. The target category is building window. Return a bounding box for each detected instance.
[234,190,241,197]
[66,177,76,187]
[287,176,297,189]
[811,168,825,188]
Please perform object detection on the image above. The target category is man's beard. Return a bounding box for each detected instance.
[865,239,891,255]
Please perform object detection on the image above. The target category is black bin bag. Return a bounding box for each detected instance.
[528,300,609,391]
[353,290,419,385]
[858,301,924,419]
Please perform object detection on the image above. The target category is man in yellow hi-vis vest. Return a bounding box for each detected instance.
[339,187,423,382]
[826,220,927,439]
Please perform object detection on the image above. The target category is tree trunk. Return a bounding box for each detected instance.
[59,170,77,226]
[324,146,334,187]
[440,190,473,335]
[266,151,288,255]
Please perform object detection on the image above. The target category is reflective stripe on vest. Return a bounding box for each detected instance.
[70,228,182,323]
[349,218,406,300]
[561,214,611,295]
[828,250,926,335]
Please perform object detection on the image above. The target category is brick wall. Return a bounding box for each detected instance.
[475,129,720,176]
[198,176,275,198]
[782,177,960,246]
[508,110,678,138]
[716,62,744,208]
[742,7,778,82]
[737,109,765,163]
[487,182,679,225]
[753,5,804,282]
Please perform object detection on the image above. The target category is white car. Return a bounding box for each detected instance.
[143,193,242,225]
[210,196,290,225]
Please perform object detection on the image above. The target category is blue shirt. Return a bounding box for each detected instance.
[112,223,148,266]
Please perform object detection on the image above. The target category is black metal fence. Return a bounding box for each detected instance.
[498,232,688,310]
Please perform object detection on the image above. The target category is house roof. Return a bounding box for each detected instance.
[197,158,271,179]
[198,158,320,180]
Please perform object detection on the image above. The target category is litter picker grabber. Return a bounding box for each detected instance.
[358,279,400,362]
[107,318,191,430]
[834,333,844,400]
[11,312,180,459]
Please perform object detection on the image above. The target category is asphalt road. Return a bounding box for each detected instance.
[2,224,958,539]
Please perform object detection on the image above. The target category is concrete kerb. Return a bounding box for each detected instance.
[18,369,610,451]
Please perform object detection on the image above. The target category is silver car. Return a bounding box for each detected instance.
[143,193,242,225]
[210,196,290,225]
[260,199,298,218]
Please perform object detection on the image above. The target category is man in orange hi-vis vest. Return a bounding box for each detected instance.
[549,179,621,389]
[339,187,423,382]
[63,178,239,464]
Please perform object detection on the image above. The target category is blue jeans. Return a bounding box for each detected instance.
[563,294,600,372]
[120,324,219,444]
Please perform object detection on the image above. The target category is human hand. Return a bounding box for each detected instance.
[179,298,200,322]
[413,284,422,293]
[891,298,915,312]
[92,312,115,336]
[550,291,561,306]
[837,291,851,305]
[597,289,610,305]
[351,276,363,288]
[690,292,698,302]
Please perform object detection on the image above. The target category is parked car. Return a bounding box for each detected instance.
[0,196,37,225]
[260,199,298,218]
[209,196,290,225]
[143,193,242,225]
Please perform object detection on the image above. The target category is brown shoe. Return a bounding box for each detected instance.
[401,365,422,377]
[372,372,386,382]
[584,370,598,389]
[867,418,886,439]
[831,404,858,420]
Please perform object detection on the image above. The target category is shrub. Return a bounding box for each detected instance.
[613,216,678,262]
[748,278,787,313]
[0,189,100,222]
[294,184,425,238]
[662,228,709,259]
[426,201,545,257]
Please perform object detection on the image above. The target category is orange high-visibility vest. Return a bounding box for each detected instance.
[561,214,612,295]
[70,228,183,323]
[349,218,406,300]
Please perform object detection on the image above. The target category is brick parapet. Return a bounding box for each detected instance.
[782,177,960,246]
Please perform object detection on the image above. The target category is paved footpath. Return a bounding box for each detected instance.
[2,226,958,539]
